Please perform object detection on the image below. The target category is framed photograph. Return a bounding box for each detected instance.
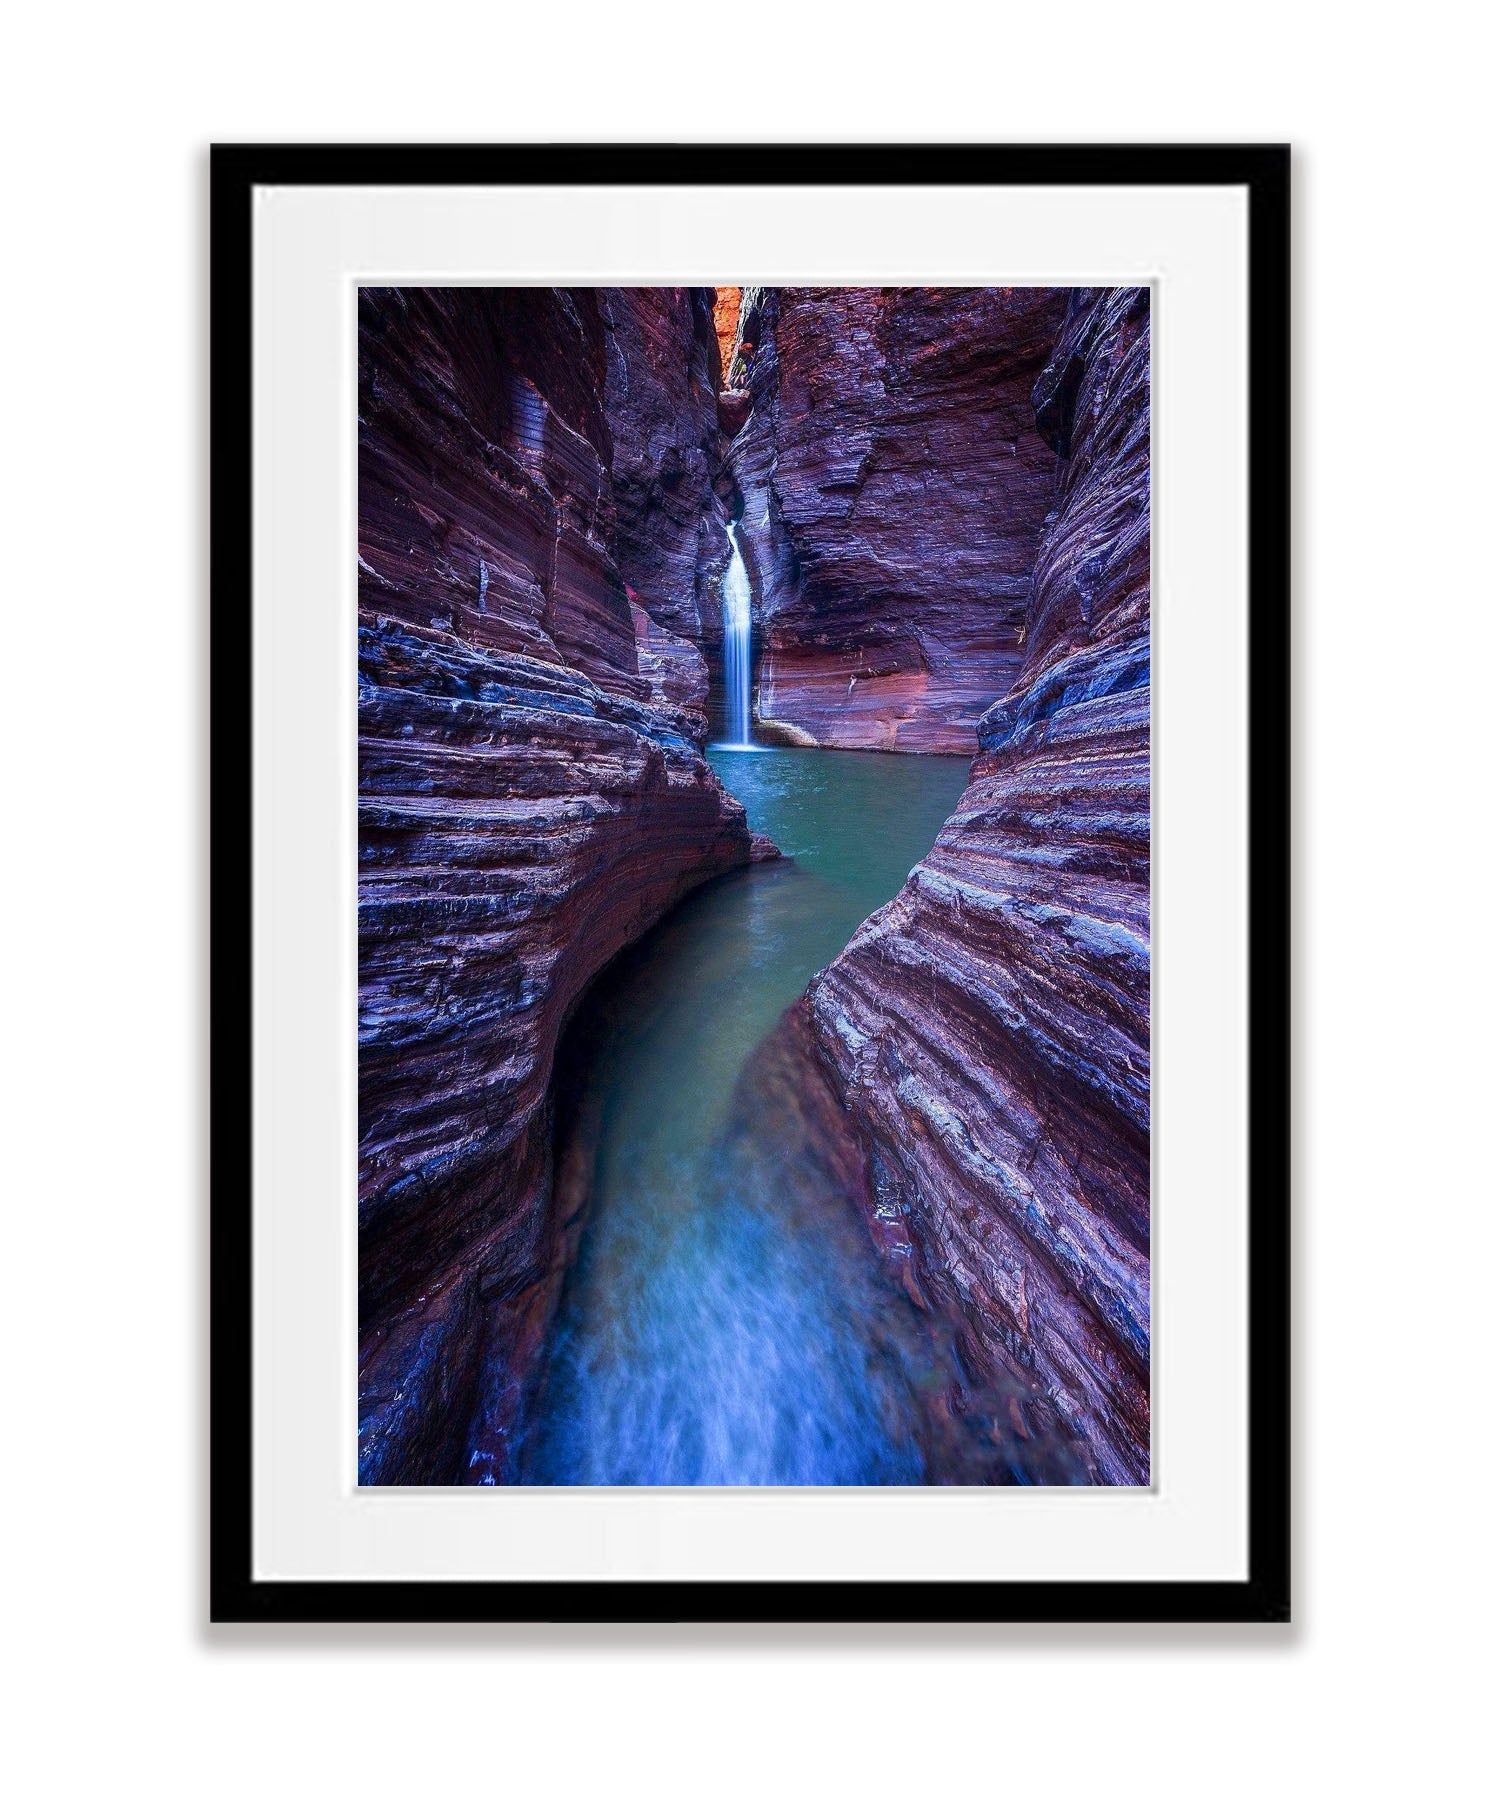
[212,143,1289,1622]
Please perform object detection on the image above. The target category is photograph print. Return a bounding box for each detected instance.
[357,284,1150,1488]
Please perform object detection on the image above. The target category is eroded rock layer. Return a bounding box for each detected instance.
[728,287,1068,751]
[601,286,729,652]
[628,597,710,741]
[358,288,753,1485]
[804,288,1151,1482]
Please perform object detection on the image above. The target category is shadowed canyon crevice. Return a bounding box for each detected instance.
[358,284,1150,1485]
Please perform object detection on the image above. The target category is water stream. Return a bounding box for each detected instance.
[718,524,754,748]
[516,746,1039,1486]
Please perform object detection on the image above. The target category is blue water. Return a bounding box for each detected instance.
[518,747,996,1485]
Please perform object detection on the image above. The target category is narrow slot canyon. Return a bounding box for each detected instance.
[358,282,1150,1487]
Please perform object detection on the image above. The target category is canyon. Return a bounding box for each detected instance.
[358,288,758,1483]
[725,286,1067,751]
[358,282,1150,1486]
[801,288,1152,1483]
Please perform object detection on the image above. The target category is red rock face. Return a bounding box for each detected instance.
[716,388,752,437]
[358,288,754,1485]
[803,290,1152,1482]
[712,286,742,382]
[727,287,1068,752]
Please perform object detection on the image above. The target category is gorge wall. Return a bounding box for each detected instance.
[601,286,731,653]
[357,282,1150,1488]
[801,288,1152,1482]
[726,286,1068,751]
[357,288,755,1484]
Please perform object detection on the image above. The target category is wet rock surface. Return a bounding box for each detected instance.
[514,743,1080,1486]
[727,287,1068,751]
[358,289,754,1484]
[803,289,1152,1482]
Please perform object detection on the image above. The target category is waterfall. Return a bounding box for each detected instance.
[720,523,753,747]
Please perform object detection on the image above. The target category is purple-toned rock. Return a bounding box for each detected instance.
[358,288,640,690]
[628,597,710,742]
[357,288,755,1484]
[600,288,730,649]
[803,289,1152,1483]
[727,287,1068,751]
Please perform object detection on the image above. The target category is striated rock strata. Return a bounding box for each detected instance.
[628,596,710,741]
[727,287,1068,751]
[357,287,754,1484]
[600,286,729,653]
[803,288,1151,1482]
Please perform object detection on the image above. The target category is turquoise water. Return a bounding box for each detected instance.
[518,747,982,1485]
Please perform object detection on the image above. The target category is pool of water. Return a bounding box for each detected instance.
[517,746,1014,1486]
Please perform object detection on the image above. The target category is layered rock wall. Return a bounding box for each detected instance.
[357,283,1152,1486]
[357,288,753,1484]
[803,288,1151,1482]
[727,287,1068,751]
[600,286,730,651]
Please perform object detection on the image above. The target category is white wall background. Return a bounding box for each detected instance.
[4,4,1494,1794]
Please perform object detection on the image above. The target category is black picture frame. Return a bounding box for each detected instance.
[210,143,1290,1626]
